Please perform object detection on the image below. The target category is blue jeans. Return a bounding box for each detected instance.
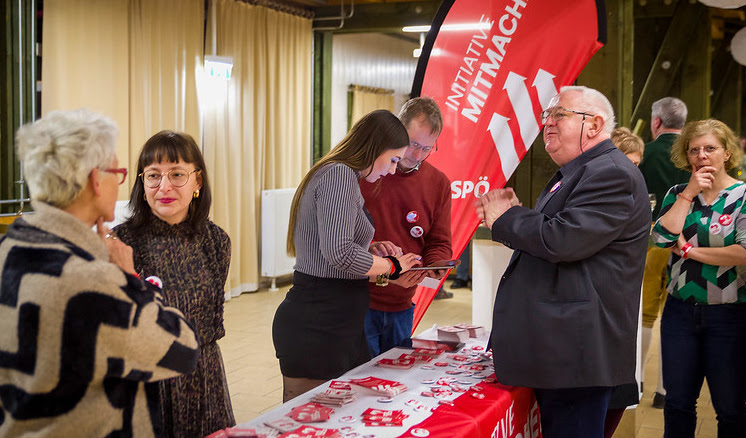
[455,242,470,281]
[533,386,612,438]
[660,297,746,438]
[364,305,414,357]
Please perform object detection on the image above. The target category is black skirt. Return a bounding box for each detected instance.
[272,271,371,380]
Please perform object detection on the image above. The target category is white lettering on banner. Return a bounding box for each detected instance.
[446,15,492,112]
[451,177,491,199]
[506,0,528,18]
[490,400,516,438]
[445,0,529,122]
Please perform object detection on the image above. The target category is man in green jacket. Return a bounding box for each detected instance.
[638,96,689,409]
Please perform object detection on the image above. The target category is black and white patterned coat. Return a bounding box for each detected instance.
[0,202,199,437]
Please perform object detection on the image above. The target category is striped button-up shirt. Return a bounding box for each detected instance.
[293,162,375,279]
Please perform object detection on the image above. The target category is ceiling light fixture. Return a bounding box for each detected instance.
[402,22,492,33]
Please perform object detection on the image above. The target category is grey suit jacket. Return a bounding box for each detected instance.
[490,139,651,389]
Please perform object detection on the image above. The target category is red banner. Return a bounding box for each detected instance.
[411,0,606,330]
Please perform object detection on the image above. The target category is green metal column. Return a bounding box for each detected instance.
[1,0,36,214]
[312,31,332,163]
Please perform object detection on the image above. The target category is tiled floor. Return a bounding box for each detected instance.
[217,280,717,437]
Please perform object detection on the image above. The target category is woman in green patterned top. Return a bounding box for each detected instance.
[651,118,746,437]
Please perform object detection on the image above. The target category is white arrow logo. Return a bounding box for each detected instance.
[532,69,557,111]
[486,68,558,181]
[504,71,541,152]
[487,113,519,179]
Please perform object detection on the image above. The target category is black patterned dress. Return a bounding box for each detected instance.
[115,216,235,438]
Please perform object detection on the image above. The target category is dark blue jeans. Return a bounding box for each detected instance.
[533,386,612,438]
[364,305,414,357]
[455,242,471,281]
[660,297,746,438]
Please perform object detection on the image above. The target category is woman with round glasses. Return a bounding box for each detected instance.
[114,131,234,437]
[651,119,746,437]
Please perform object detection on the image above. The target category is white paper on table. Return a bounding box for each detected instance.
[418,276,441,289]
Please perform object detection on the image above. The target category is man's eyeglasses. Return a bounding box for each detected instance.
[687,145,722,157]
[139,168,200,188]
[540,106,596,124]
[409,140,437,154]
[104,168,128,185]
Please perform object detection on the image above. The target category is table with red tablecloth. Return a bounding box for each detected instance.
[228,331,541,438]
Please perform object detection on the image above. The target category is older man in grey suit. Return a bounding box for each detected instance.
[476,86,651,438]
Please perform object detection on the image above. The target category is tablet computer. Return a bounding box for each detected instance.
[408,259,461,271]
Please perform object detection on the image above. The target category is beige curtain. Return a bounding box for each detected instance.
[204,0,312,297]
[349,85,395,129]
[128,0,203,166]
[42,0,131,198]
[42,0,203,199]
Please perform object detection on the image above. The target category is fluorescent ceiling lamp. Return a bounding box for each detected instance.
[204,55,233,80]
[402,22,492,33]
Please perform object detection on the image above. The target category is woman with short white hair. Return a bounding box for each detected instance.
[0,109,199,438]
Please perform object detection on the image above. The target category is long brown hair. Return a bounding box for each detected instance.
[125,130,211,235]
[286,110,408,256]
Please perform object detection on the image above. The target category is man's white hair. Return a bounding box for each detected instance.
[559,85,616,135]
[16,109,119,208]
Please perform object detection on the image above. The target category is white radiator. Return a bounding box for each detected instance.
[261,188,296,290]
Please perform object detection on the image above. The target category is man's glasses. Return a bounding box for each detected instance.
[687,145,722,157]
[139,168,200,188]
[409,140,437,154]
[540,106,596,124]
[104,168,128,185]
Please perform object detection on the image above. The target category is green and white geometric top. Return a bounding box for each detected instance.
[652,182,746,304]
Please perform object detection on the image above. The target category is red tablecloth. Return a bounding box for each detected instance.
[230,334,542,438]
[398,382,540,438]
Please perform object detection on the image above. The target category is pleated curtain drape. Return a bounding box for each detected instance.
[42,0,203,199]
[128,0,204,168]
[41,0,134,199]
[203,0,311,297]
[348,85,395,129]
[40,0,312,298]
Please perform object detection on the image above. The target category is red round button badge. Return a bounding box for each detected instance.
[406,211,419,223]
[411,428,430,437]
[709,223,722,235]
[145,276,163,289]
[719,214,733,226]
[410,226,424,238]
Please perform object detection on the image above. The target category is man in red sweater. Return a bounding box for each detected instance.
[359,97,453,357]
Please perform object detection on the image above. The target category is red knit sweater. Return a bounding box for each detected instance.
[360,161,453,312]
